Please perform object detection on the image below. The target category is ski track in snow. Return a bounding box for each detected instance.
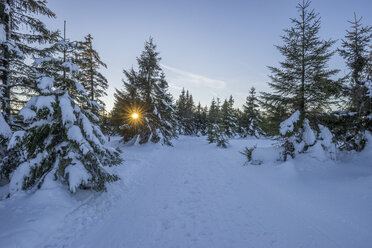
[1,136,372,248]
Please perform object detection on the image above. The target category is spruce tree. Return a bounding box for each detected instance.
[175,88,195,135]
[75,34,108,110]
[261,0,339,156]
[0,0,57,123]
[239,87,263,137]
[2,39,121,194]
[261,0,339,120]
[207,97,228,147]
[335,13,372,151]
[220,96,238,138]
[194,102,208,136]
[112,38,177,145]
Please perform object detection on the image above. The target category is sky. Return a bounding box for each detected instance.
[42,0,372,110]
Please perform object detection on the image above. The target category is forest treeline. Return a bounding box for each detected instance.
[0,0,371,195]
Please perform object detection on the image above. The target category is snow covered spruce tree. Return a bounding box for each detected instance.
[220,96,238,138]
[207,97,228,148]
[112,38,177,145]
[261,0,339,159]
[0,0,57,124]
[175,88,195,135]
[238,87,263,138]
[334,14,372,151]
[3,40,121,194]
[75,34,108,111]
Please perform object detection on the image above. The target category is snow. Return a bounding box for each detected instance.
[302,118,316,145]
[80,113,102,146]
[7,131,25,150]
[19,108,36,121]
[65,159,91,193]
[0,112,12,139]
[9,153,46,194]
[74,80,87,95]
[37,76,54,92]
[33,57,57,66]
[318,124,336,160]
[280,110,300,135]
[6,40,24,58]
[67,125,92,155]
[62,61,79,73]
[366,80,372,98]
[22,95,56,114]
[0,24,6,44]
[0,136,371,247]
[59,93,76,125]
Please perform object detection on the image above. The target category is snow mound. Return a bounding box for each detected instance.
[0,112,12,139]
[280,110,300,135]
[65,160,92,193]
[37,76,54,92]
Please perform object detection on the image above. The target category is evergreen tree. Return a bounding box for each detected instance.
[0,0,57,123]
[75,34,108,110]
[220,96,238,138]
[239,87,263,137]
[261,0,339,156]
[208,97,220,124]
[2,39,121,194]
[207,97,228,147]
[261,0,339,121]
[175,88,195,135]
[194,102,208,136]
[334,13,372,151]
[112,38,177,145]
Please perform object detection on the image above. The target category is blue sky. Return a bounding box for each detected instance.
[43,0,372,110]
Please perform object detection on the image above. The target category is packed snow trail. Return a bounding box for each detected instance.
[1,136,372,248]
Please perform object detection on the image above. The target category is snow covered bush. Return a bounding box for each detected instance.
[279,111,337,161]
[3,41,121,194]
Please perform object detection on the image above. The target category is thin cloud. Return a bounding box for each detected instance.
[168,83,183,90]
[161,64,226,89]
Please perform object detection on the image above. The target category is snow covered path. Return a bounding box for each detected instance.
[1,136,372,248]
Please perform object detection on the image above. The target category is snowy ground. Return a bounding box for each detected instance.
[1,136,372,248]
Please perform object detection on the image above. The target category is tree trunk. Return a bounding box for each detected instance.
[1,0,11,120]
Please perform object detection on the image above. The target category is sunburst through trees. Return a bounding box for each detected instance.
[111,38,177,145]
